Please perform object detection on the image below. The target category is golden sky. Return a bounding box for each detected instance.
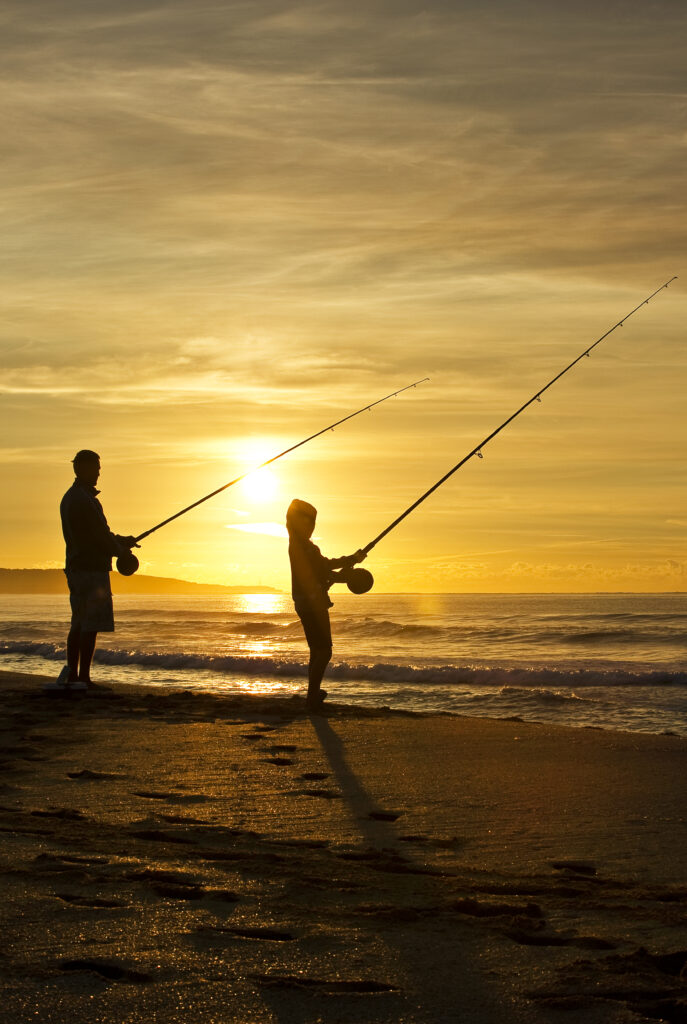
[1,0,685,592]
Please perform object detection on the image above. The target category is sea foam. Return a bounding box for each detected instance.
[2,640,685,689]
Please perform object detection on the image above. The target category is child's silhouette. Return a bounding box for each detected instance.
[286,499,365,711]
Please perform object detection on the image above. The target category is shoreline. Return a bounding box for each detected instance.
[2,662,685,740]
[1,668,686,1022]
[3,590,685,739]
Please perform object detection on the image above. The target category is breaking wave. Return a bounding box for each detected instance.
[2,640,685,689]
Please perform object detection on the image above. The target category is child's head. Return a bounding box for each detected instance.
[286,498,317,539]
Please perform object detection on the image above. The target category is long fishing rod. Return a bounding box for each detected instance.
[117,377,429,574]
[344,277,676,593]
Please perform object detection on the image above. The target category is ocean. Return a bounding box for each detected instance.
[1,592,685,736]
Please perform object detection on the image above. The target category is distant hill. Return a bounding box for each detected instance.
[0,569,281,596]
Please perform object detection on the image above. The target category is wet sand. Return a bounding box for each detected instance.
[1,668,686,1023]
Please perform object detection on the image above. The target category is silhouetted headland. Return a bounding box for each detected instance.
[0,569,281,596]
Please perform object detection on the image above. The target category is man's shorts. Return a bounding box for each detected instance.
[295,602,332,654]
[66,570,115,632]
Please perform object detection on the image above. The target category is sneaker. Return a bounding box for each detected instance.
[43,665,70,691]
[43,666,87,693]
[306,688,328,712]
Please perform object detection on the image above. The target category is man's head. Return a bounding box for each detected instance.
[72,449,101,486]
[286,498,317,539]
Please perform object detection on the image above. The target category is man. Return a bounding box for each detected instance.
[286,498,365,711]
[57,450,137,690]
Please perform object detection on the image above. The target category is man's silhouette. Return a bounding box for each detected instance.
[286,498,365,711]
[58,450,137,690]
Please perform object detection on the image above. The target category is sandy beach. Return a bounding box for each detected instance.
[1,668,686,1024]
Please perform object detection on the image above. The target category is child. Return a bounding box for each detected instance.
[286,499,366,710]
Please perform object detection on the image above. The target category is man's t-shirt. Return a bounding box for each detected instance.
[60,480,123,572]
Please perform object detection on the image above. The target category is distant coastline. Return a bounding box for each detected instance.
[0,571,681,597]
[0,569,281,596]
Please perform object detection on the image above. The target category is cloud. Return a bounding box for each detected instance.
[506,561,596,579]
[0,339,389,406]
[3,0,686,305]
[225,522,288,538]
[1,1,684,587]
[505,560,686,581]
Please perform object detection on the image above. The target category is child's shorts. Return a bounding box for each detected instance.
[295,602,332,654]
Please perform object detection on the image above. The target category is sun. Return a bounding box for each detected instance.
[240,467,278,503]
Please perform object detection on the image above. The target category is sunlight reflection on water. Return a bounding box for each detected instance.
[224,677,293,696]
[234,593,286,615]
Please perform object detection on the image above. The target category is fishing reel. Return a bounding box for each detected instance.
[342,566,374,594]
[116,550,140,576]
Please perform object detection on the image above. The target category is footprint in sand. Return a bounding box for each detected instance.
[18,748,49,763]
[359,905,432,923]
[188,886,241,904]
[300,771,329,781]
[133,790,212,804]
[31,807,87,821]
[125,867,239,904]
[264,757,294,766]
[359,851,438,876]
[251,974,399,993]
[550,859,597,876]
[159,813,208,825]
[128,827,194,845]
[452,897,543,919]
[197,924,294,942]
[367,810,401,822]
[126,867,201,885]
[0,823,53,836]
[67,769,124,781]
[34,852,109,868]
[337,850,387,862]
[532,948,686,1019]
[150,882,207,901]
[278,837,329,850]
[59,959,153,984]
[432,836,464,849]
[56,893,127,909]
[504,924,616,949]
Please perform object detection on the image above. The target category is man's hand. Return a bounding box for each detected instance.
[342,549,366,567]
[121,536,140,549]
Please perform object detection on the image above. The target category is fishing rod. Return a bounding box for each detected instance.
[344,277,677,594]
[117,377,430,575]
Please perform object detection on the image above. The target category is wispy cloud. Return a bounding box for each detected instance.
[3,1,685,303]
[506,560,686,581]
[0,343,388,405]
[225,522,288,538]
